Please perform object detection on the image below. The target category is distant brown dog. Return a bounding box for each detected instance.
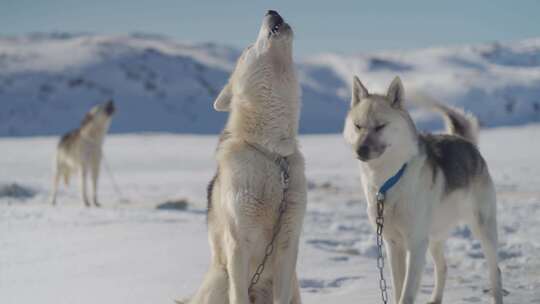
[49,100,115,207]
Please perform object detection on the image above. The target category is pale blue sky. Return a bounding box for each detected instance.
[1,0,539,56]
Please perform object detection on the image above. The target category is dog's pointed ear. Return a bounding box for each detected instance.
[213,83,232,112]
[351,76,368,108]
[387,76,404,108]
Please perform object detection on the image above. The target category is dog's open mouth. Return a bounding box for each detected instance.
[267,10,284,36]
[105,101,116,115]
[270,19,283,35]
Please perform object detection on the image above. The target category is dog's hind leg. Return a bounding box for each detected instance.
[49,166,61,206]
[90,162,101,207]
[468,188,503,304]
[79,167,91,207]
[427,240,447,304]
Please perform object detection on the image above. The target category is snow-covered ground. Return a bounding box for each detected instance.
[1,125,539,303]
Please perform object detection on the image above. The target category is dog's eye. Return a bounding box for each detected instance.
[374,124,387,132]
[355,124,364,131]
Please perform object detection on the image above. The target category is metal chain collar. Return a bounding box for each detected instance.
[373,163,406,304]
[376,193,389,304]
[248,157,290,292]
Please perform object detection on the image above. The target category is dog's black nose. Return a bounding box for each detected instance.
[266,10,279,16]
[357,145,370,159]
[105,100,116,115]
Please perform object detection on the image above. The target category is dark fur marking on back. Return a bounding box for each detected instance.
[206,171,218,217]
[59,108,95,148]
[59,129,80,149]
[80,112,94,129]
[206,130,231,220]
[421,133,485,194]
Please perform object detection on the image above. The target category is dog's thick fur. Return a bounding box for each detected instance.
[49,100,115,207]
[343,76,503,304]
[186,11,306,304]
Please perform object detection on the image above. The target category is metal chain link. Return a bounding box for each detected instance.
[248,157,290,292]
[376,193,389,304]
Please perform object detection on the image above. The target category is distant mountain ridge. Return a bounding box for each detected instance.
[1,33,539,136]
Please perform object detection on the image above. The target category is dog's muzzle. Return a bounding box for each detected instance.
[356,145,371,161]
[105,100,116,116]
[266,10,284,35]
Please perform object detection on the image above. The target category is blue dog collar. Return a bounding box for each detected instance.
[376,163,407,202]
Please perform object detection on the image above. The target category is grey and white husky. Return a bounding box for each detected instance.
[184,10,306,304]
[343,76,503,304]
[49,100,115,207]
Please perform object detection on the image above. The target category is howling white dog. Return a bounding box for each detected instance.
[343,76,503,304]
[49,100,115,207]
[184,10,306,304]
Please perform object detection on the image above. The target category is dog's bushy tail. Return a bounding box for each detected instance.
[410,92,479,145]
[432,102,479,145]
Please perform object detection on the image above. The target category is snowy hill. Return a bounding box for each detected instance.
[1,33,540,136]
